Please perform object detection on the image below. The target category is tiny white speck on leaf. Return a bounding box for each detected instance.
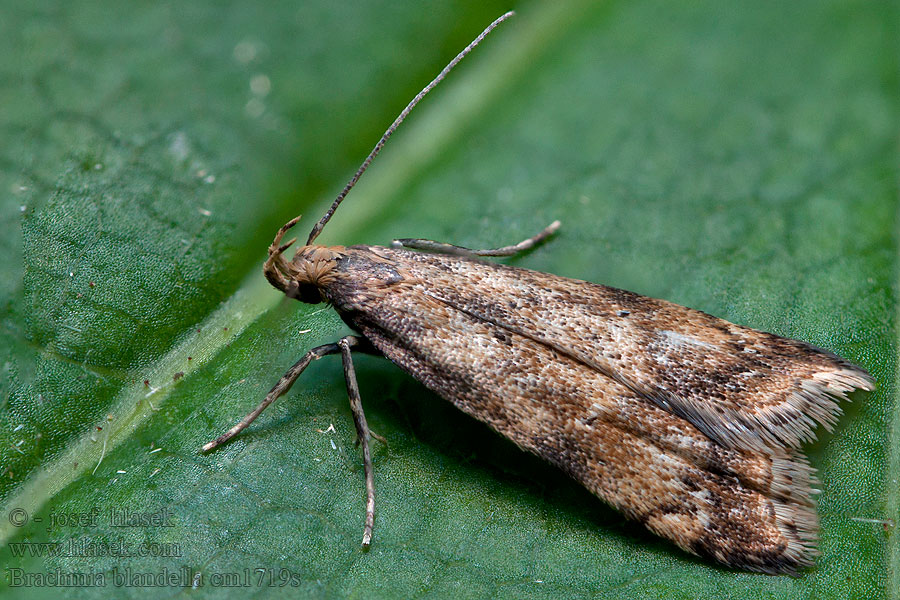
[245,98,265,118]
[250,74,271,96]
[233,40,257,64]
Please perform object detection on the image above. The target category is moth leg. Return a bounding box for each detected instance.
[338,336,378,548]
[392,219,560,257]
[200,340,345,453]
[333,338,387,447]
[356,429,388,447]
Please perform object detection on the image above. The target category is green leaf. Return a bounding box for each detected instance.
[2,0,896,598]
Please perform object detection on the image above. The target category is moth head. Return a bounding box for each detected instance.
[263,215,339,304]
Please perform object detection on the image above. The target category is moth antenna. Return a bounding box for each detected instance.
[305,11,515,245]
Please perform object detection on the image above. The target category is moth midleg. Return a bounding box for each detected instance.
[338,336,378,548]
[200,340,344,453]
[392,220,560,257]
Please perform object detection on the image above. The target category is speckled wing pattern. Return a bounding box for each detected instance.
[320,244,873,574]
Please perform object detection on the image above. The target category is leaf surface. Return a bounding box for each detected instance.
[2,1,896,598]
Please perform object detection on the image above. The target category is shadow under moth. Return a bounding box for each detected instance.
[201,12,874,574]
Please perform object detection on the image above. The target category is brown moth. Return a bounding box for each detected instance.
[202,12,873,574]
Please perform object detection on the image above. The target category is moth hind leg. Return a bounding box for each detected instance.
[338,336,381,548]
[392,220,560,257]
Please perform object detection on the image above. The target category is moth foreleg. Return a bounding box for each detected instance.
[338,336,378,549]
[200,340,344,453]
[392,219,560,257]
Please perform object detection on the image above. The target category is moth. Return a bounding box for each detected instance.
[202,12,873,574]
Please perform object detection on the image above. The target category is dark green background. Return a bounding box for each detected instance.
[1,1,896,598]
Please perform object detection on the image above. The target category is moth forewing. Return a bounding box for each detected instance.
[301,244,871,574]
[201,11,873,575]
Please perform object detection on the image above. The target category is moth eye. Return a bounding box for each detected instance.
[295,283,323,304]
